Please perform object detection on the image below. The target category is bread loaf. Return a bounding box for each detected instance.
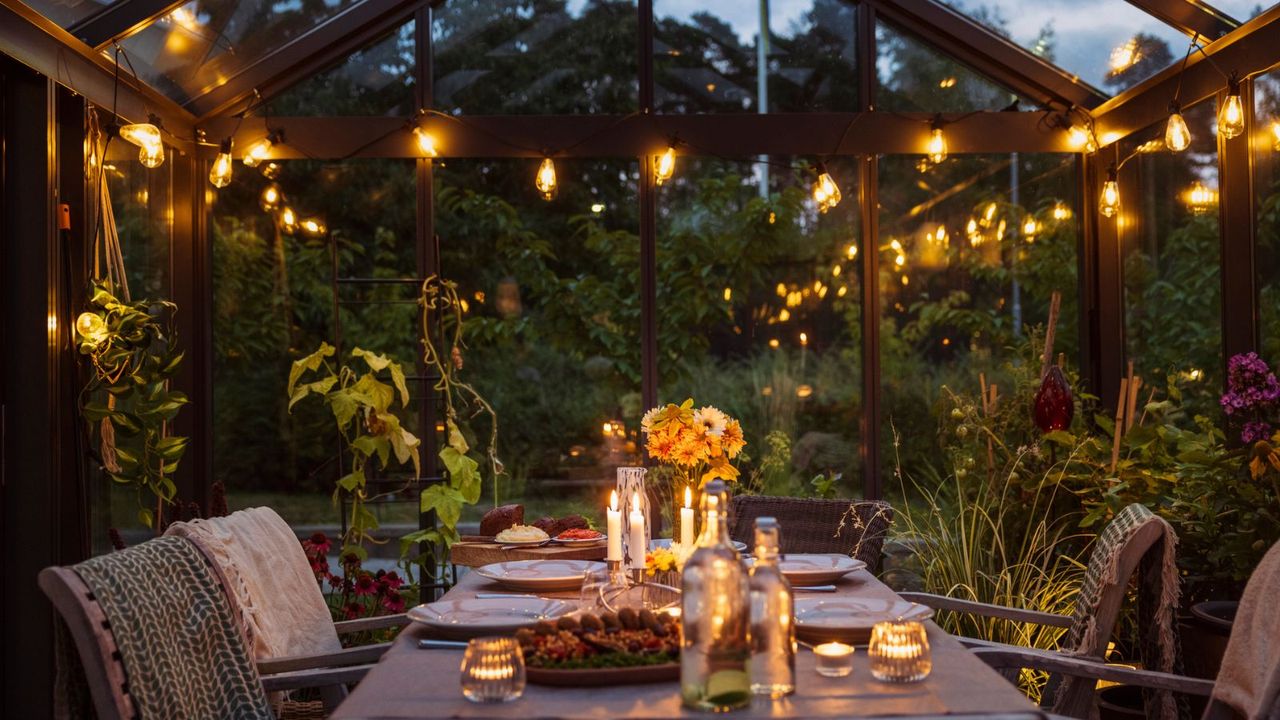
[479,504,524,537]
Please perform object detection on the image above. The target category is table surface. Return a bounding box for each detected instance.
[332,565,1044,719]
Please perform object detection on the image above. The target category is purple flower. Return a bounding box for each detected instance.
[1242,421,1273,444]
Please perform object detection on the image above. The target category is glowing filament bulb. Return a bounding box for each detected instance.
[279,206,298,234]
[1067,124,1098,153]
[1272,121,1280,151]
[1165,106,1191,152]
[243,136,273,167]
[118,122,165,168]
[260,183,281,212]
[300,217,327,236]
[536,158,557,200]
[1220,78,1244,140]
[927,125,947,164]
[209,139,233,188]
[812,164,841,213]
[655,145,676,185]
[1100,169,1120,219]
[1022,217,1038,241]
[1185,180,1216,214]
[413,127,438,157]
[846,243,858,259]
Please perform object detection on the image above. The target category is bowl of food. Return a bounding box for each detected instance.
[494,524,550,546]
[554,528,605,545]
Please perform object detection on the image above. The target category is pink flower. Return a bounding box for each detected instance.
[380,570,404,591]
[343,602,364,620]
[353,572,378,597]
[307,532,332,555]
[381,592,406,614]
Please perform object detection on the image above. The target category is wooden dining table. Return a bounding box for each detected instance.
[331,564,1045,719]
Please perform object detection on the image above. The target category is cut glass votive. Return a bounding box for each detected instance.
[868,620,932,683]
[813,642,855,677]
[460,636,526,703]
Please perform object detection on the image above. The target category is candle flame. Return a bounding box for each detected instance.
[684,486,691,508]
[631,491,641,510]
[610,490,618,511]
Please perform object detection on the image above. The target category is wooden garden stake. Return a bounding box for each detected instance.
[1040,291,1062,379]
[1125,376,1142,433]
[1138,387,1158,427]
[1111,377,1128,472]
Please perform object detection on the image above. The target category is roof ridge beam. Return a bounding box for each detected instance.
[1121,0,1237,42]
[865,0,1108,110]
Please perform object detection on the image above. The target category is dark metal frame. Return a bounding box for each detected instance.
[68,0,191,49]
[1122,0,1237,40]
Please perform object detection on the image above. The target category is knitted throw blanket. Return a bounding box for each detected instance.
[1210,540,1280,719]
[1055,503,1183,720]
[67,536,274,719]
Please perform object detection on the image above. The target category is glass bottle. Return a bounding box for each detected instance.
[681,480,751,712]
[749,517,795,697]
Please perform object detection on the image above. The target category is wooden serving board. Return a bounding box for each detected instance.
[525,662,679,687]
[449,536,607,568]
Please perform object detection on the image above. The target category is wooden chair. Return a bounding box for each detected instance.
[40,545,372,720]
[900,504,1173,719]
[729,495,894,571]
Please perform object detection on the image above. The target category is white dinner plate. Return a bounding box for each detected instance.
[776,554,867,585]
[650,538,748,553]
[552,534,606,546]
[474,559,606,592]
[492,536,550,547]
[408,597,573,640]
[794,597,933,643]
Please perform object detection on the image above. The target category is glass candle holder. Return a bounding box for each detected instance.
[460,637,526,703]
[812,642,855,678]
[868,621,932,683]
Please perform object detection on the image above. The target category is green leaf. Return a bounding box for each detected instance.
[351,434,390,466]
[138,507,154,529]
[114,446,140,469]
[288,376,337,412]
[326,388,360,429]
[440,447,481,504]
[420,483,465,529]
[287,342,335,396]
[351,374,394,413]
[352,347,391,373]
[388,362,410,407]
[337,471,365,492]
[82,402,112,422]
[156,436,188,460]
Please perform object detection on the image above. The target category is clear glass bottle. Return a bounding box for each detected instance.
[681,480,751,712]
[749,517,795,697]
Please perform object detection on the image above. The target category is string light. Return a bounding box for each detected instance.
[1067,124,1098,153]
[536,157,557,200]
[1100,166,1120,218]
[655,144,677,185]
[260,183,282,212]
[209,138,233,188]
[118,120,165,168]
[243,131,280,168]
[279,206,298,234]
[1165,102,1191,152]
[927,118,947,164]
[812,163,841,213]
[1022,217,1038,242]
[260,161,282,180]
[1219,74,1245,140]
[1272,121,1280,151]
[300,217,327,236]
[413,127,438,157]
[1184,180,1217,214]
[1052,203,1073,221]
[846,243,858,259]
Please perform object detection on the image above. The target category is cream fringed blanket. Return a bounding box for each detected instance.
[1209,541,1280,720]
[166,507,342,660]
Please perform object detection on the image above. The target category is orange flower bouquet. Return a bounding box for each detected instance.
[640,399,746,489]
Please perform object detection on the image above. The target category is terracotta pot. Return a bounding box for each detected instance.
[1097,684,1145,720]
[1181,601,1236,680]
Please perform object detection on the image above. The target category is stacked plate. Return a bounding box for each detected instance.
[794,597,933,644]
[473,559,605,592]
[407,597,573,641]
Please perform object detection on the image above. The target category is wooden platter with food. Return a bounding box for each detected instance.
[517,609,681,686]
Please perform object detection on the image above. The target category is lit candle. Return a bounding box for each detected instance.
[813,642,855,678]
[680,486,695,547]
[629,491,646,570]
[606,490,622,562]
[868,621,932,683]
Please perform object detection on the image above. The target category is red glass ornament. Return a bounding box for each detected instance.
[1033,366,1074,433]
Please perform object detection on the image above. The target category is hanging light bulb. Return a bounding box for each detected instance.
[260,183,282,212]
[118,121,165,168]
[655,145,677,185]
[260,161,282,180]
[279,206,298,234]
[1165,102,1191,152]
[535,157,557,200]
[243,132,278,168]
[209,138,233,188]
[1067,124,1098,153]
[1184,180,1217,214]
[1022,217,1039,242]
[927,119,948,164]
[1272,121,1280,152]
[1100,166,1120,218]
[413,127,438,157]
[300,217,327,236]
[812,162,841,213]
[1219,74,1245,140]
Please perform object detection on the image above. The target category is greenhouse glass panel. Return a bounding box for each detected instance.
[877,152,1080,492]
[22,0,113,28]
[657,157,863,504]
[877,21,1033,112]
[1120,100,1221,418]
[264,22,416,117]
[1255,69,1280,365]
[1205,1,1273,22]
[117,0,361,105]
[431,1,638,114]
[653,0,858,113]
[435,158,641,524]
[941,0,1191,93]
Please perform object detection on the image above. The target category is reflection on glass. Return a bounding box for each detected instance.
[265,22,415,116]
[432,1,638,114]
[877,22,1030,112]
[658,158,863,502]
[879,153,1079,489]
[23,0,112,28]
[1254,71,1280,363]
[1121,101,1221,416]
[436,158,641,518]
[654,0,857,113]
[939,0,1190,93]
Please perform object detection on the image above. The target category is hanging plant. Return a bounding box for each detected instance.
[288,343,421,560]
[76,281,188,529]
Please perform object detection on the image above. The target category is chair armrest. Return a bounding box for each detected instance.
[257,643,391,675]
[261,664,374,693]
[333,613,408,635]
[898,592,1074,628]
[972,646,1216,697]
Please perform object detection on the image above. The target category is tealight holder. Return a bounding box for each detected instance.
[460,636,525,703]
[813,642,855,677]
[868,620,932,683]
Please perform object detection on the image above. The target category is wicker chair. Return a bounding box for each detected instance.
[728,495,893,571]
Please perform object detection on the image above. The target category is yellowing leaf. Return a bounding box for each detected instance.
[287,342,334,396]
[288,376,337,412]
[352,347,391,372]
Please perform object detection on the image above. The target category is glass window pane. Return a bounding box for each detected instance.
[1254,70,1280,363]
[940,0,1191,93]
[1120,100,1221,416]
[878,152,1080,490]
[23,0,113,27]
[877,21,1033,112]
[432,1,638,114]
[1204,1,1273,22]
[264,22,415,116]
[658,157,863,499]
[119,0,362,105]
[436,158,640,520]
[654,0,858,113]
